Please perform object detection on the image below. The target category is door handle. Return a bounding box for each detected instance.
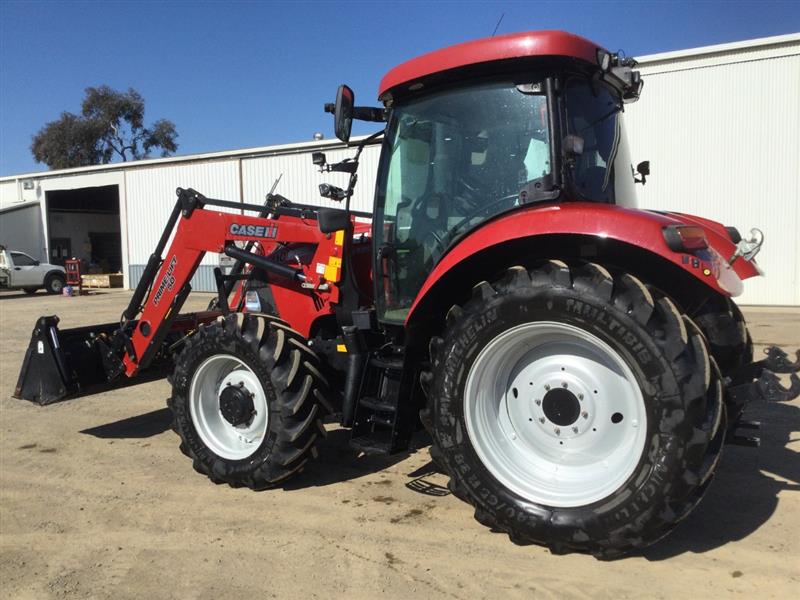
[14,267,21,270]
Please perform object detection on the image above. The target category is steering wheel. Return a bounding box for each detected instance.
[408,192,450,260]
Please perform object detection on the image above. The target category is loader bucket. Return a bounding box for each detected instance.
[14,316,126,405]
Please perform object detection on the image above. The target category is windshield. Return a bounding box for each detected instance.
[374,80,552,322]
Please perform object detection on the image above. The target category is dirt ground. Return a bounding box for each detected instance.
[0,289,797,599]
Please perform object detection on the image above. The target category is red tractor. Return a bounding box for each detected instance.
[15,31,799,557]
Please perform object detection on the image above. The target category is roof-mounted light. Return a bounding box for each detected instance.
[596,49,611,71]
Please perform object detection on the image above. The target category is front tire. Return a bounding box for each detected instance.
[168,313,331,489]
[45,273,65,295]
[422,261,724,557]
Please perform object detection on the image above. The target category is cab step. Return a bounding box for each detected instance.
[348,349,421,455]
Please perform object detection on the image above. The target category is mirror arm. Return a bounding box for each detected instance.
[352,106,386,122]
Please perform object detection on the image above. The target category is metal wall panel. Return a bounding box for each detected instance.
[0,203,45,259]
[128,263,217,293]
[625,52,800,305]
[637,35,798,73]
[124,160,241,266]
[241,144,382,213]
[0,180,19,208]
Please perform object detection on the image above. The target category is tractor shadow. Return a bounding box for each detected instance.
[639,399,800,560]
[283,426,416,490]
[81,407,172,439]
[81,408,416,488]
[77,398,798,548]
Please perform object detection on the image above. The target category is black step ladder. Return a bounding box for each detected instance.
[349,354,418,455]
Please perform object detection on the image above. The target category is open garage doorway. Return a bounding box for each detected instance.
[45,185,122,274]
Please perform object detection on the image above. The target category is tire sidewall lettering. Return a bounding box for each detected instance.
[432,285,692,545]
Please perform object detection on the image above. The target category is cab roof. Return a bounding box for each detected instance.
[379,30,603,99]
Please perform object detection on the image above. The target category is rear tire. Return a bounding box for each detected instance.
[693,296,752,426]
[421,261,724,557]
[45,273,65,295]
[693,296,753,377]
[168,313,332,489]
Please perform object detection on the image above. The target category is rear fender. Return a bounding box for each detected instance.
[405,203,759,332]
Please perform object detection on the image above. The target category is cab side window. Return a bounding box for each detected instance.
[10,252,36,266]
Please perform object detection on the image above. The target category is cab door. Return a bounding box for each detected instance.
[9,252,42,286]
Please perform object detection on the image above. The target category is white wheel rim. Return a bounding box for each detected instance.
[464,321,647,508]
[189,354,269,460]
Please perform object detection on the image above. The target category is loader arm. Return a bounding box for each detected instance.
[122,188,346,377]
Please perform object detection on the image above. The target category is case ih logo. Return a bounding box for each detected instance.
[230,224,278,238]
[152,256,178,306]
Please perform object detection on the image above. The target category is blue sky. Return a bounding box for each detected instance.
[1,0,798,176]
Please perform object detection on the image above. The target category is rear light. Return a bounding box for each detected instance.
[662,225,708,252]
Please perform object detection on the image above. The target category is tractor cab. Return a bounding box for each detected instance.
[331,32,644,322]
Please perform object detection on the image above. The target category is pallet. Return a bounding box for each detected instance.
[80,273,123,289]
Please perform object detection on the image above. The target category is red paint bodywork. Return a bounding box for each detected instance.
[123,208,348,377]
[379,30,601,98]
[405,203,759,325]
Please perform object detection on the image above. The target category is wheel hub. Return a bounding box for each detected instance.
[464,321,647,507]
[542,387,580,426]
[219,384,255,426]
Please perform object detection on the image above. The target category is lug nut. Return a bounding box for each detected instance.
[554,427,561,435]
[535,399,541,406]
[539,417,546,424]
[562,382,568,388]
[578,393,584,400]
[572,426,579,433]
[544,384,551,391]
[582,411,589,419]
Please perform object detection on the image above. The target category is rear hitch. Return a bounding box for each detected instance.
[724,345,800,448]
[761,346,800,373]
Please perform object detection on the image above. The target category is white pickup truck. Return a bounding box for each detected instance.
[0,246,66,295]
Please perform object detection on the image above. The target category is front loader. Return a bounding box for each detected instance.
[15,30,799,558]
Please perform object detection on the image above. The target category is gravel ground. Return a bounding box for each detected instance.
[1,289,798,599]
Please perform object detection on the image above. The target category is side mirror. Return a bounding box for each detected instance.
[312,152,327,167]
[634,160,650,185]
[333,84,354,143]
[33,260,40,266]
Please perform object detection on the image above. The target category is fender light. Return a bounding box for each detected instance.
[662,225,708,252]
